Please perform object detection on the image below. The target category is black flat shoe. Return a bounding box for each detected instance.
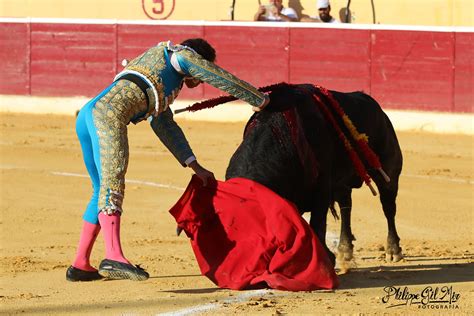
[98,259,149,281]
[66,266,103,282]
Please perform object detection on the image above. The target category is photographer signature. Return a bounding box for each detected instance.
[382,285,460,308]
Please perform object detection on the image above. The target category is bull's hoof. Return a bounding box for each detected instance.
[385,252,404,262]
[392,252,404,262]
[336,244,355,273]
[336,252,357,274]
[385,246,403,262]
[337,244,354,261]
[337,250,353,262]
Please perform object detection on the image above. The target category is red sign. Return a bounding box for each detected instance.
[142,0,175,20]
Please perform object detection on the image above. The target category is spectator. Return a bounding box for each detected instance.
[301,0,339,23]
[254,0,298,22]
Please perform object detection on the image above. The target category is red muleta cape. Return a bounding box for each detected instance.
[169,176,339,291]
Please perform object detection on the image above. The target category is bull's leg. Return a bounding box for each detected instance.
[309,175,336,266]
[335,189,356,261]
[379,184,403,262]
[310,211,335,267]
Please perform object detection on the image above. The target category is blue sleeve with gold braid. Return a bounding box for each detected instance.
[150,107,194,167]
[175,50,266,108]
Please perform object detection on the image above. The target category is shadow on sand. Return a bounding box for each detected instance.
[338,262,474,289]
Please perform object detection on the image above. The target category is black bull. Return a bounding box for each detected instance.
[225,84,403,265]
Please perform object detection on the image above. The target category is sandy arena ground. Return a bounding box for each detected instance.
[1,112,473,315]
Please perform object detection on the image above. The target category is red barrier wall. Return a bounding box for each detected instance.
[30,23,117,96]
[205,26,290,98]
[371,30,456,111]
[454,32,474,113]
[0,21,472,113]
[1,23,30,95]
[290,28,371,93]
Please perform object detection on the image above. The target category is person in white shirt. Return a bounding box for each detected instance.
[254,0,298,22]
[301,0,339,23]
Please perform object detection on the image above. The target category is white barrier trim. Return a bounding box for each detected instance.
[0,17,472,33]
[1,95,472,135]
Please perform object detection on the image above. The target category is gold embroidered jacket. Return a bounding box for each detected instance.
[114,41,266,117]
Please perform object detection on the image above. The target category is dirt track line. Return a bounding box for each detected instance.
[2,167,472,187]
[156,289,282,316]
[51,171,185,191]
[49,171,473,187]
[157,302,220,316]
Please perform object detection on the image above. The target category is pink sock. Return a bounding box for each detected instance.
[98,212,130,264]
[72,221,101,272]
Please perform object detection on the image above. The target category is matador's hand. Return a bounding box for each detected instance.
[252,95,270,112]
[188,160,215,186]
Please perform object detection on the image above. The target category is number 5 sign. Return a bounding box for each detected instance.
[142,0,175,20]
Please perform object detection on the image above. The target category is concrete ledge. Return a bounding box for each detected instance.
[383,109,473,135]
[1,95,472,135]
[0,95,89,116]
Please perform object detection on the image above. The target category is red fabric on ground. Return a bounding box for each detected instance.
[169,176,339,291]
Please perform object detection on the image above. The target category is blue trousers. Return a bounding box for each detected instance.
[76,78,194,224]
[76,84,115,224]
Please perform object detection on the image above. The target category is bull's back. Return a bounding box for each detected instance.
[225,111,307,204]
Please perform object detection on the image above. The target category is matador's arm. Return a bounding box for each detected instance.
[174,50,267,108]
[150,107,195,167]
